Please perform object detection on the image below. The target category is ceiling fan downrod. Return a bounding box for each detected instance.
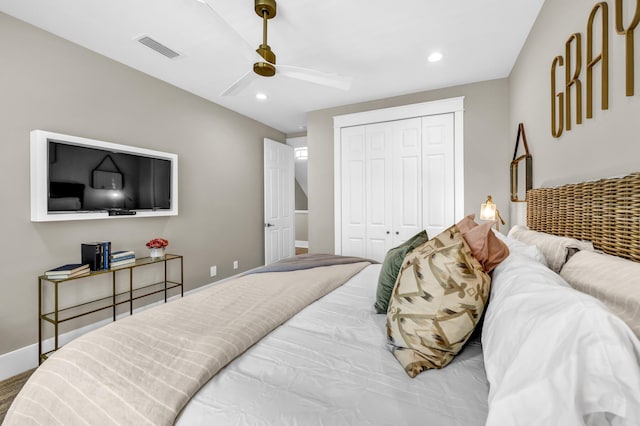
[253,0,277,77]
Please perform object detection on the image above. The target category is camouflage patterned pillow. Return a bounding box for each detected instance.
[386,224,491,378]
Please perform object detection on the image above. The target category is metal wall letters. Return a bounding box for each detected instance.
[550,1,640,137]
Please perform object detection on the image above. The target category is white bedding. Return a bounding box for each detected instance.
[483,239,640,425]
[176,264,489,425]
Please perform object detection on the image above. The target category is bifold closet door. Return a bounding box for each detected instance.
[336,103,460,260]
[340,123,393,260]
[391,118,422,247]
[340,119,422,260]
[422,113,455,238]
[364,123,393,262]
[340,126,366,256]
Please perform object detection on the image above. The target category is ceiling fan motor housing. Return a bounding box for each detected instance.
[256,43,276,64]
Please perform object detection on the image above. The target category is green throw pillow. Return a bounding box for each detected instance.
[374,230,429,313]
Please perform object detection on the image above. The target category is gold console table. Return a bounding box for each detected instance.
[38,254,183,364]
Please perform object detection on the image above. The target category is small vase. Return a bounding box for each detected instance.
[149,247,166,259]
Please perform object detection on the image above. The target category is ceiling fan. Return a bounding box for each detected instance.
[200,0,353,96]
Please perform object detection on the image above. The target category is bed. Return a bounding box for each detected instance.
[5,174,640,426]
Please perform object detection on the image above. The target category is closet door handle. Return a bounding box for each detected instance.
[395,231,399,235]
[386,231,390,235]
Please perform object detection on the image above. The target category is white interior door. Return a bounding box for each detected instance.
[264,139,294,265]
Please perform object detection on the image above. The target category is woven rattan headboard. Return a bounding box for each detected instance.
[527,172,640,262]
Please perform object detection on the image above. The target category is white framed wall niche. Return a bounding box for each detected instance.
[333,97,464,261]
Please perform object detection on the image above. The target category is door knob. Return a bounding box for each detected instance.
[395,231,399,235]
[265,223,275,227]
[386,231,390,234]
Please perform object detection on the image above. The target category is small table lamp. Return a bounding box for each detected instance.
[480,195,506,231]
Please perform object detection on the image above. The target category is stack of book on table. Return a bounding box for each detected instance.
[45,264,90,280]
[81,241,112,271]
[110,250,136,268]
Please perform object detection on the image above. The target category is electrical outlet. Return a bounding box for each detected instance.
[210,265,217,277]
[233,260,239,269]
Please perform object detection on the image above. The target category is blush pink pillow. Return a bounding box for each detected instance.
[461,221,510,272]
[457,213,478,234]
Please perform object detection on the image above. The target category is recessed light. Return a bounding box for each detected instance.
[256,93,268,101]
[428,52,443,63]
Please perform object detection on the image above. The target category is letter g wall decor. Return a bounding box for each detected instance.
[551,0,640,138]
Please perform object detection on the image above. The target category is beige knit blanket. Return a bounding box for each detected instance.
[4,261,370,426]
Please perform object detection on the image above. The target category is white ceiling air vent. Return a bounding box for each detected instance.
[136,35,181,59]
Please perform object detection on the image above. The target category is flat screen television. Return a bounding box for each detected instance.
[31,130,178,222]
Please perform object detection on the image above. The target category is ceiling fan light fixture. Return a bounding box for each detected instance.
[253,61,276,77]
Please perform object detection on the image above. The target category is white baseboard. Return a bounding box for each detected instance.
[0,317,115,381]
[295,240,309,248]
[0,269,255,381]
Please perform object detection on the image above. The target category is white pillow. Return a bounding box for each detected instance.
[483,248,640,425]
[493,230,548,267]
[561,250,640,339]
[507,225,593,273]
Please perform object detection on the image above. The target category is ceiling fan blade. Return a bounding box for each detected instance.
[199,0,352,93]
[277,65,353,91]
[221,70,258,96]
[197,0,264,63]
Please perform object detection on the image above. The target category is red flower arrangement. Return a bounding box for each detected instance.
[146,238,169,249]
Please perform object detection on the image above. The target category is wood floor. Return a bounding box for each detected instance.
[295,247,308,255]
[0,369,34,423]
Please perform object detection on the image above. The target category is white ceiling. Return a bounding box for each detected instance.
[0,0,545,134]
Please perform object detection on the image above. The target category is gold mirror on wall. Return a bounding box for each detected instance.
[510,123,532,202]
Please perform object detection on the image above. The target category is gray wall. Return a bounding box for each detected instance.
[294,180,309,242]
[307,79,511,253]
[294,180,308,210]
[0,13,284,356]
[295,212,308,242]
[510,0,640,187]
